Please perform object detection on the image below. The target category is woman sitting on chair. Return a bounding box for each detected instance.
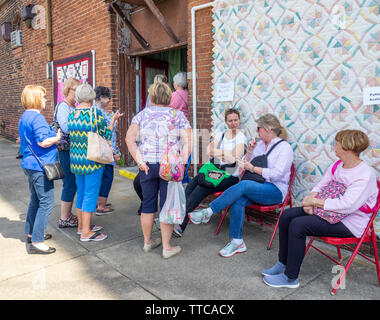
[189,113,293,257]
[262,129,378,289]
[173,109,247,237]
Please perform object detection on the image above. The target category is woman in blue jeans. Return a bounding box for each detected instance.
[19,85,62,254]
[189,114,293,257]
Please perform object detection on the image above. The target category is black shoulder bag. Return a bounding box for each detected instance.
[27,144,65,181]
[241,139,285,183]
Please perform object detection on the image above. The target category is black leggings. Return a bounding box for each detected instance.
[179,174,239,232]
[278,207,354,279]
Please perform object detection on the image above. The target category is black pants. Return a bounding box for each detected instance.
[133,172,143,214]
[278,207,354,279]
[179,174,239,232]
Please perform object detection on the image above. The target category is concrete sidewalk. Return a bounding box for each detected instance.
[0,136,379,300]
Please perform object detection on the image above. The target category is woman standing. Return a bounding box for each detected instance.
[19,85,62,254]
[56,78,81,229]
[94,86,124,215]
[126,82,192,259]
[170,72,188,118]
[68,83,121,242]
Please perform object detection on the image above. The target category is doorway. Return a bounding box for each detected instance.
[140,47,187,109]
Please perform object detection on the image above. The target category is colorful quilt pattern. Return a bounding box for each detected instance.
[211,0,380,204]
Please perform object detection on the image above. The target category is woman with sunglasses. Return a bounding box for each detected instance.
[188,113,293,258]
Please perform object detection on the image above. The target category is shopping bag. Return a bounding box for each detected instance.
[159,181,186,224]
[86,107,114,164]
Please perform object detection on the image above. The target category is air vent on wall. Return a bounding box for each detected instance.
[10,30,22,48]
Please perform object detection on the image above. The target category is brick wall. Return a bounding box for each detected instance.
[187,0,214,133]
[0,0,118,140]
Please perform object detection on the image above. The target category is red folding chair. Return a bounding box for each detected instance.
[214,163,296,251]
[304,180,380,295]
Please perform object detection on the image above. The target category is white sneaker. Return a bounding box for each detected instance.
[143,238,162,252]
[162,246,182,259]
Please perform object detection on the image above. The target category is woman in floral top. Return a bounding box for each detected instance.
[126,82,192,259]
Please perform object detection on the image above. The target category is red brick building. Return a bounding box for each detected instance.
[0,0,215,166]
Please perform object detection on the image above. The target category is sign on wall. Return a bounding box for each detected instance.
[53,50,95,107]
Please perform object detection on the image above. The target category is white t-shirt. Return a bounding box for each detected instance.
[213,130,247,176]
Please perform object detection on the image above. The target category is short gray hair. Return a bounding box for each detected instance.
[75,83,96,103]
[173,72,188,89]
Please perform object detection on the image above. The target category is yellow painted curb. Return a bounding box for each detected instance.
[119,169,137,181]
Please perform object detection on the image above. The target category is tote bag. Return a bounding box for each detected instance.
[86,107,114,164]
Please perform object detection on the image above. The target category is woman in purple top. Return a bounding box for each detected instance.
[126,82,192,259]
[263,129,378,289]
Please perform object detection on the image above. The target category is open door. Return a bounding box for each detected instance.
[141,57,168,109]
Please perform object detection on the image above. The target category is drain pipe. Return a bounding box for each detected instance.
[191,1,214,175]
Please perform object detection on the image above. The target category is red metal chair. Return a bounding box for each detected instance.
[304,180,380,295]
[214,163,296,251]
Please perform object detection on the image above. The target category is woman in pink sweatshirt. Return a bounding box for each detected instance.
[262,129,378,289]
[170,72,188,118]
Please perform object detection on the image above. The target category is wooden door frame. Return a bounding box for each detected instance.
[141,57,169,108]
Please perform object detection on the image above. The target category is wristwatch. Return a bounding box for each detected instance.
[250,165,255,173]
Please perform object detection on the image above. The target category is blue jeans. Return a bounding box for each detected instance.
[75,168,103,213]
[210,180,283,239]
[59,150,76,202]
[99,164,114,198]
[23,169,55,243]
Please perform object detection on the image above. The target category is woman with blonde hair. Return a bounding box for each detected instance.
[262,129,378,289]
[19,85,62,254]
[189,113,293,257]
[56,77,81,229]
[126,82,192,259]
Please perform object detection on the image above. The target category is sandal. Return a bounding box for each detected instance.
[95,207,114,216]
[80,231,108,242]
[58,214,78,228]
[77,225,103,235]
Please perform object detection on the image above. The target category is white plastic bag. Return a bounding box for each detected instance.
[160,181,186,224]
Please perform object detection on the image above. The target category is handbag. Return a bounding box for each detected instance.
[86,107,114,164]
[27,144,65,181]
[198,132,234,188]
[313,160,375,224]
[51,101,71,152]
[198,161,231,188]
[159,109,185,182]
[241,139,284,183]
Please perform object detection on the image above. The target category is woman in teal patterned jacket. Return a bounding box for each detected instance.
[68,83,122,242]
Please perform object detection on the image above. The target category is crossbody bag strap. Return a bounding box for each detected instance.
[265,139,285,157]
[27,143,44,169]
[53,101,64,121]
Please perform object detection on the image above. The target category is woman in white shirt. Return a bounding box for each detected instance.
[189,114,293,257]
[174,109,247,237]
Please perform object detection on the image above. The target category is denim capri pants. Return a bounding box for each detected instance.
[75,167,103,213]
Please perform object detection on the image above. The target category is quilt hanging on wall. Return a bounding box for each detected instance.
[53,50,95,106]
[211,0,379,204]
